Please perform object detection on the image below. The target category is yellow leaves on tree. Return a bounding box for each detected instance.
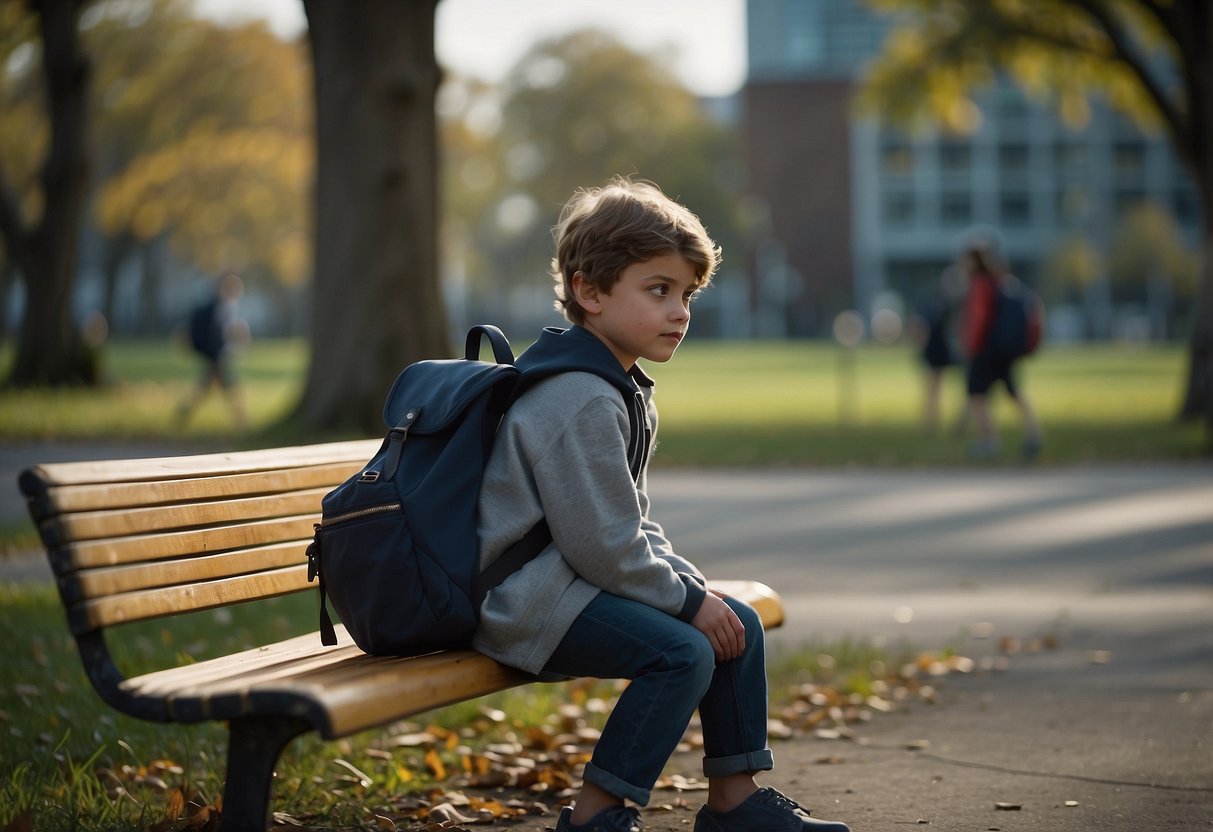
[97,127,311,286]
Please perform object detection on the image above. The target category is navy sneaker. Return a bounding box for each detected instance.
[556,804,643,832]
[694,787,850,832]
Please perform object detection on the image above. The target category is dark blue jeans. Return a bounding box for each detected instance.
[542,592,774,805]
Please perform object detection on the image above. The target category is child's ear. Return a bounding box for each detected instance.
[571,271,602,316]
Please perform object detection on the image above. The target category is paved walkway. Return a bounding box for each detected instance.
[4,445,1212,829]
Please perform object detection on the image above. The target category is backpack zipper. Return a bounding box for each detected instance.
[320,501,402,527]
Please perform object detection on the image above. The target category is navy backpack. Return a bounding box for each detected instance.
[308,324,651,657]
[307,325,552,656]
[988,276,1044,360]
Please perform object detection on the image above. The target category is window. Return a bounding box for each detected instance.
[881,139,914,176]
[940,192,972,226]
[1054,142,1088,173]
[998,143,1029,172]
[939,140,971,174]
[1113,141,1146,178]
[1000,192,1031,226]
[883,192,915,227]
[1056,186,1089,225]
[1114,188,1146,218]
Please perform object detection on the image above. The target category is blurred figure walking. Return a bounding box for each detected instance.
[961,241,1042,460]
[911,264,966,435]
[177,271,248,431]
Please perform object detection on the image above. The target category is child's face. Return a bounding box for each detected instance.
[575,251,699,369]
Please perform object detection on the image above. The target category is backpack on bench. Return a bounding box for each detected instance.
[307,324,645,657]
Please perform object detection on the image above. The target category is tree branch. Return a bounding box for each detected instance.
[1067,0,1189,155]
[1133,0,1182,44]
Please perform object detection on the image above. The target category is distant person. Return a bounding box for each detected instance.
[177,271,248,430]
[961,243,1042,459]
[911,264,965,435]
[475,178,851,832]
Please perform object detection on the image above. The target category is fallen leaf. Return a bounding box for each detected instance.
[179,806,212,829]
[165,786,187,819]
[374,813,397,831]
[429,802,477,824]
[425,748,447,780]
[332,759,372,788]
[388,732,438,748]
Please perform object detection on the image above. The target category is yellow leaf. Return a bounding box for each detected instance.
[424,748,447,780]
[163,787,186,824]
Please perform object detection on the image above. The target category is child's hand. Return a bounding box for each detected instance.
[691,592,746,662]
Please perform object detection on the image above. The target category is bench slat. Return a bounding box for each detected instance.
[51,488,330,541]
[33,462,362,516]
[68,564,310,632]
[55,516,317,572]
[64,541,309,601]
[279,650,529,737]
[21,439,379,487]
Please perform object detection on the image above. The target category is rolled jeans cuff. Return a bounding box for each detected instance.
[583,761,652,806]
[702,748,774,778]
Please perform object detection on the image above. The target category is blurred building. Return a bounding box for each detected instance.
[742,0,1203,338]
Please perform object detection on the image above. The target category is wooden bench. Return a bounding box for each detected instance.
[18,440,785,832]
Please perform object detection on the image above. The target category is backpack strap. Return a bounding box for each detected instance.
[307,532,338,647]
[476,517,552,600]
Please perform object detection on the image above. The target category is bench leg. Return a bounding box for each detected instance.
[219,715,311,832]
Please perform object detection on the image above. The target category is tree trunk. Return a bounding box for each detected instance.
[1179,222,1213,439]
[137,235,165,335]
[1173,0,1213,444]
[5,0,93,387]
[100,232,132,333]
[296,0,449,435]
[0,258,13,344]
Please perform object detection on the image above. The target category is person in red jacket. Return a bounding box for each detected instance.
[962,243,1042,459]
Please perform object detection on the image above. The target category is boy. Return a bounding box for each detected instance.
[474,178,851,832]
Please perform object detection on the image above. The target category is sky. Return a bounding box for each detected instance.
[192,0,748,97]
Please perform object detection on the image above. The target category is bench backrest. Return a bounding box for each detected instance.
[19,440,379,637]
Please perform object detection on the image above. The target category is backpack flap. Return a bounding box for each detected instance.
[382,359,519,432]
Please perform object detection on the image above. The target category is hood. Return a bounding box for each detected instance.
[515,325,653,394]
[514,325,652,480]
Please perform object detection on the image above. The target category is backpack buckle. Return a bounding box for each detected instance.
[306,539,319,582]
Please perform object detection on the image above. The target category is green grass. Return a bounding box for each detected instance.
[0,337,1204,463]
[0,339,307,444]
[648,340,1205,465]
[0,580,928,831]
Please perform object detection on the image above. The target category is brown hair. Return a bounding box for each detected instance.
[551,177,721,324]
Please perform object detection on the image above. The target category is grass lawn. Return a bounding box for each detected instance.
[0,336,1204,464]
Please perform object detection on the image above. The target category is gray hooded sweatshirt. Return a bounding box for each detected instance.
[473,327,706,675]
